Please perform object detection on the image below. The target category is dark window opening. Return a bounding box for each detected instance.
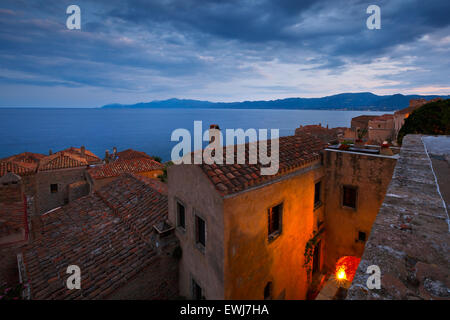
[264,282,272,300]
[268,203,282,240]
[314,181,322,207]
[358,231,366,242]
[312,240,321,274]
[50,184,58,193]
[195,215,206,247]
[343,186,357,209]
[177,201,185,229]
[192,279,203,300]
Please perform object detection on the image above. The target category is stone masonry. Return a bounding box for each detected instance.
[347,135,449,300]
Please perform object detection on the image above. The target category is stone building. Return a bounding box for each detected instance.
[367,114,396,143]
[295,124,345,144]
[87,153,163,191]
[347,98,443,145]
[167,132,397,299]
[322,146,397,269]
[0,147,102,216]
[34,147,101,214]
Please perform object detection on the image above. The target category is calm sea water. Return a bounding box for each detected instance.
[0,108,387,161]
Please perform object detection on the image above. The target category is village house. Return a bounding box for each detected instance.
[294,124,345,144]
[17,174,178,299]
[87,149,163,191]
[0,147,102,216]
[35,147,102,215]
[347,98,443,144]
[167,130,398,299]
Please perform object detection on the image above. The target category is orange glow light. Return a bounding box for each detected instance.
[336,268,346,280]
[335,256,361,283]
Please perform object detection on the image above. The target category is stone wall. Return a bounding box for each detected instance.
[323,149,397,270]
[346,135,450,300]
[35,167,87,215]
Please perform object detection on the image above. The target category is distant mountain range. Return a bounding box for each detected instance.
[102,92,450,111]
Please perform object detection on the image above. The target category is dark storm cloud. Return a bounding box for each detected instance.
[0,0,449,106]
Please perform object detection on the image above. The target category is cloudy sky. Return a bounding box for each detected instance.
[0,0,449,107]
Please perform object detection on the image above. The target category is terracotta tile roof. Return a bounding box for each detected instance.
[131,174,168,195]
[1,152,46,164]
[0,161,37,176]
[199,133,327,196]
[62,147,102,165]
[88,157,163,179]
[295,125,345,143]
[38,152,89,171]
[116,149,153,161]
[0,152,45,177]
[1,148,100,175]
[22,174,168,299]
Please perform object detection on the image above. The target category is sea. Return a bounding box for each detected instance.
[0,108,387,161]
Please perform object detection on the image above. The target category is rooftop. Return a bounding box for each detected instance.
[0,152,45,176]
[352,115,379,121]
[200,133,327,197]
[372,114,395,121]
[38,151,89,171]
[61,147,101,165]
[0,148,101,175]
[116,149,153,161]
[88,157,163,179]
[21,174,168,299]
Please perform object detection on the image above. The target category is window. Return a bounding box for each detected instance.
[50,184,58,193]
[195,215,206,247]
[342,186,357,209]
[268,203,282,240]
[358,231,366,242]
[264,282,272,300]
[192,279,203,300]
[177,201,186,229]
[314,181,322,208]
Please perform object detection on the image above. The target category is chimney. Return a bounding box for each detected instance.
[49,149,52,155]
[209,124,221,145]
[113,147,117,160]
[80,146,86,157]
[105,150,110,163]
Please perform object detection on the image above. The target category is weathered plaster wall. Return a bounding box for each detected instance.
[323,149,397,270]
[347,135,450,300]
[223,161,325,300]
[168,164,225,299]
